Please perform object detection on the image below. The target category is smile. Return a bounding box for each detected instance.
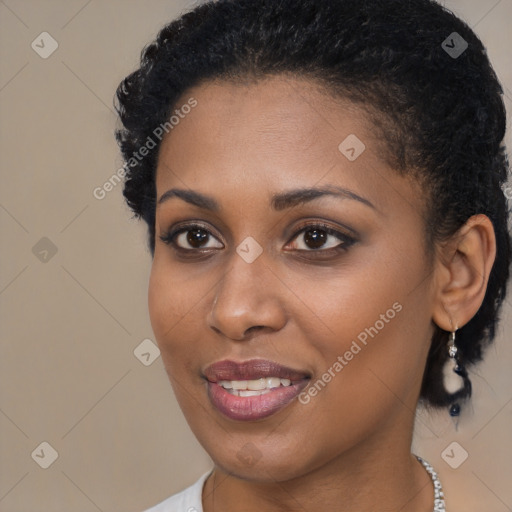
[204,359,310,421]
[219,377,293,396]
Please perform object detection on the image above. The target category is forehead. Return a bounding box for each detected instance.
[155,76,422,214]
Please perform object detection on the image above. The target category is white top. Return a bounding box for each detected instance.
[143,471,212,512]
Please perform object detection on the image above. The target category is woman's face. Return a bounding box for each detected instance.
[149,76,436,481]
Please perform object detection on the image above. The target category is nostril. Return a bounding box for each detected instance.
[244,325,266,336]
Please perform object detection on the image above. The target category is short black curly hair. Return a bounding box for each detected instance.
[115,0,511,410]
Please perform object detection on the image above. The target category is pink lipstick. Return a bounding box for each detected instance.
[204,359,310,421]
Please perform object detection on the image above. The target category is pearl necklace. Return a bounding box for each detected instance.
[416,455,446,512]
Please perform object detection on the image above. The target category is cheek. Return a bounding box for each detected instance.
[338,288,430,407]
[287,237,432,402]
[285,242,428,346]
[148,259,200,354]
[148,257,219,378]
[148,263,176,344]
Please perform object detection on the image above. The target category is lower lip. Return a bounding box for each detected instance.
[207,380,309,421]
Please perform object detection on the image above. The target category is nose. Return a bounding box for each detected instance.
[208,254,288,341]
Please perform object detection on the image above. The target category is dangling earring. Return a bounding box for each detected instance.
[442,328,466,418]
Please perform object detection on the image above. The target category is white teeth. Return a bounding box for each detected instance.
[266,377,281,388]
[239,390,268,397]
[218,377,293,393]
[247,378,267,390]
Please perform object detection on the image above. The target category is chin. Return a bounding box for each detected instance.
[199,428,326,483]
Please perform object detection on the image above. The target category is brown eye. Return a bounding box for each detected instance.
[160,224,224,251]
[303,228,328,249]
[289,225,351,251]
[186,228,210,248]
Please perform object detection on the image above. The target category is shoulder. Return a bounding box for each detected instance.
[142,470,212,512]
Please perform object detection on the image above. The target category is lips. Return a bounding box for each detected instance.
[203,359,310,421]
[204,359,310,382]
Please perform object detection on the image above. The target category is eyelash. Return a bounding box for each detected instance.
[159,221,357,258]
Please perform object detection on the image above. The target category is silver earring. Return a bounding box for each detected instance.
[442,329,465,417]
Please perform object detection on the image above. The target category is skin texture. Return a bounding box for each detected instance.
[148,76,496,512]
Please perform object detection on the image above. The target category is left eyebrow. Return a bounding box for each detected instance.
[271,186,376,211]
[157,185,376,212]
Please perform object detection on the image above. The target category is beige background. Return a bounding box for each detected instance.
[0,0,511,511]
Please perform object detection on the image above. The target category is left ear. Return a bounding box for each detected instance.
[431,214,497,331]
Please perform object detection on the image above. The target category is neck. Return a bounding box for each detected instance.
[202,426,434,512]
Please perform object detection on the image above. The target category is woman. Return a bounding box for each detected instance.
[115,0,511,510]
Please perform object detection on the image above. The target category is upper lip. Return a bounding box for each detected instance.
[203,359,311,382]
